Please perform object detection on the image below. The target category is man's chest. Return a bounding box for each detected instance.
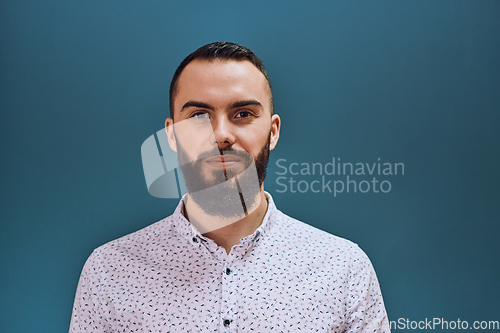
[102,255,348,332]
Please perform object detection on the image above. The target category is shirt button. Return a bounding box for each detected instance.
[192,237,198,243]
[223,319,231,327]
[225,268,231,275]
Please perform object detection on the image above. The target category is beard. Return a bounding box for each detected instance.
[176,133,270,218]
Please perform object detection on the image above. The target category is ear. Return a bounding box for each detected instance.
[165,117,177,153]
[269,114,281,151]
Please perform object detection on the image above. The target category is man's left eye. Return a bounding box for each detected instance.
[236,111,251,118]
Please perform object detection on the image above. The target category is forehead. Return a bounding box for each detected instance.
[174,59,271,113]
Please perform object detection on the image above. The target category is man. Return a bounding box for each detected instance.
[70,42,390,332]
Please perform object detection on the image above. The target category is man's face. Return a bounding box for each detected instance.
[166,59,280,198]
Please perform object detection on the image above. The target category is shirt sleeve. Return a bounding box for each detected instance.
[69,251,110,333]
[344,245,391,333]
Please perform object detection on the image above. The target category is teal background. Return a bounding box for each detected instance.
[1,0,499,332]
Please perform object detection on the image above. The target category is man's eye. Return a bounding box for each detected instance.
[191,112,209,119]
[235,111,252,118]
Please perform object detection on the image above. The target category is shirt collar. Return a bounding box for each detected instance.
[172,192,277,245]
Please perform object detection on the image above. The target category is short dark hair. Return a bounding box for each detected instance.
[169,42,273,119]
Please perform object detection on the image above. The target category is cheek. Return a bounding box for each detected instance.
[238,129,270,155]
[175,127,217,157]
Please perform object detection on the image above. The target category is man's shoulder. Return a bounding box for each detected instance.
[89,213,177,261]
[271,209,362,256]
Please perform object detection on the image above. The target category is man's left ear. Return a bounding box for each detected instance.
[270,114,281,150]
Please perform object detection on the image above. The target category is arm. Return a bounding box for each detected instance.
[69,252,109,333]
[344,246,391,333]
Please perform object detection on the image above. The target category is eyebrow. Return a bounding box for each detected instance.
[229,100,263,109]
[181,101,214,112]
[180,100,263,112]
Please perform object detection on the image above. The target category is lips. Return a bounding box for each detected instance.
[204,154,244,170]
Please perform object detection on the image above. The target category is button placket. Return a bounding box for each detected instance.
[221,263,237,332]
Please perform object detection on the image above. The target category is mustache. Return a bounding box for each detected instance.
[197,146,253,162]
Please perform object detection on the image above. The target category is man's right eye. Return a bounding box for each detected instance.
[191,112,209,119]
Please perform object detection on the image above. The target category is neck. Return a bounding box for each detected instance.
[184,189,268,254]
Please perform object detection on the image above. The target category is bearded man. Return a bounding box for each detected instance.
[70,42,390,333]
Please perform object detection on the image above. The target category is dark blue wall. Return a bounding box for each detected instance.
[1,1,499,331]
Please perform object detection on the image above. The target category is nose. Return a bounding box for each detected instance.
[212,116,235,150]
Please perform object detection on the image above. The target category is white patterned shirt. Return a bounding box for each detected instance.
[70,193,390,332]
